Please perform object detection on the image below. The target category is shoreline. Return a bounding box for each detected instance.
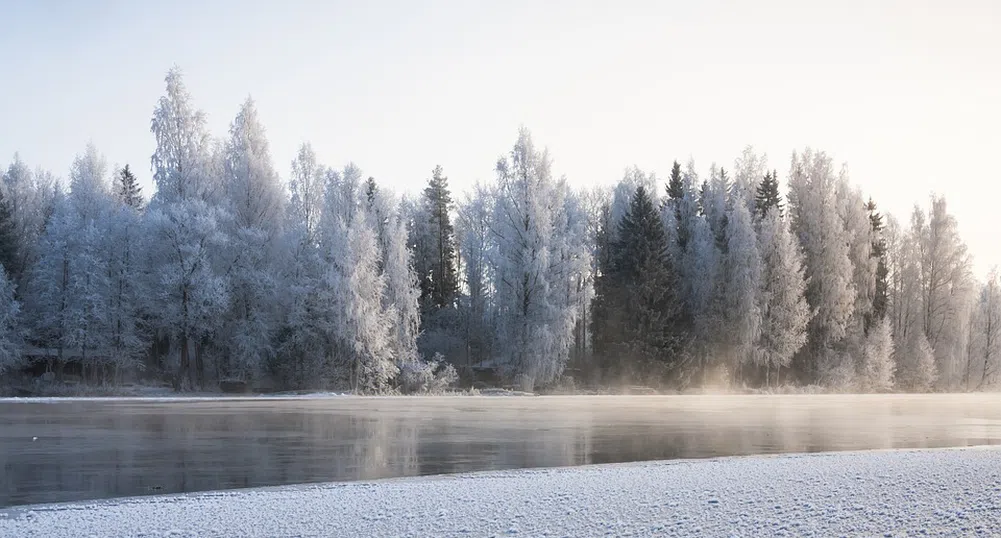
[4,447,1000,537]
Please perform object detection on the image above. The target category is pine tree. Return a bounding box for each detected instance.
[116,165,144,209]
[867,198,888,325]
[0,188,18,275]
[594,185,681,381]
[754,170,782,219]
[421,165,459,311]
[666,160,684,201]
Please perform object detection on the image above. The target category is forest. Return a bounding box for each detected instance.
[0,68,995,394]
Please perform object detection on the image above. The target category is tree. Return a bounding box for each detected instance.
[666,160,684,201]
[732,146,767,212]
[456,183,494,368]
[146,201,230,390]
[223,97,284,233]
[968,270,1001,389]
[419,165,459,312]
[896,329,937,391]
[490,128,589,390]
[593,184,680,382]
[859,317,894,392]
[786,149,856,382]
[756,210,810,386]
[754,170,782,219]
[220,97,285,380]
[0,266,22,374]
[867,198,889,325]
[318,166,398,392]
[104,204,149,378]
[275,144,327,388]
[288,144,324,242]
[721,199,762,376]
[915,195,974,387]
[150,67,211,204]
[116,165,144,209]
[0,187,18,275]
[2,156,54,284]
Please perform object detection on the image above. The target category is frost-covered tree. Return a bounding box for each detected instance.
[150,67,212,204]
[787,149,855,382]
[0,266,22,374]
[756,210,810,385]
[732,146,767,213]
[223,97,284,234]
[319,165,398,392]
[967,269,1001,389]
[0,187,18,275]
[274,145,327,388]
[103,204,149,377]
[896,329,937,391]
[455,183,494,367]
[914,195,974,387]
[859,317,895,392]
[25,195,73,363]
[146,201,230,390]
[721,198,762,374]
[219,97,285,380]
[836,175,876,334]
[377,190,421,367]
[69,144,111,223]
[2,156,54,284]
[490,129,589,390]
[288,143,324,242]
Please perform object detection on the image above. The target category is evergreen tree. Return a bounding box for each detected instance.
[754,170,782,219]
[116,165,144,209]
[666,160,684,201]
[594,185,681,382]
[867,198,889,325]
[421,165,459,311]
[0,188,18,275]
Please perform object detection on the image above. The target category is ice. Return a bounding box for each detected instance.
[2,447,1000,537]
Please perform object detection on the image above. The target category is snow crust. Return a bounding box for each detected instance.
[3,447,999,537]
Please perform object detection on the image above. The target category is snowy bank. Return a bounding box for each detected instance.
[3,447,1000,537]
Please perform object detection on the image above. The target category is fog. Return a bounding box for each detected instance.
[3,393,1000,507]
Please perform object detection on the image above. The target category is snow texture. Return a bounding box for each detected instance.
[3,447,1000,537]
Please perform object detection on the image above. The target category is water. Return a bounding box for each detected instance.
[2,393,1000,507]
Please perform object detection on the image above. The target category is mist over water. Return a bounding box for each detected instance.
[2,394,999,507]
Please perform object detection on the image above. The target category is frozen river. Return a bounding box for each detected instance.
[2,393,1000,507]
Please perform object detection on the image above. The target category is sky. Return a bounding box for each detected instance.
[1,0,999,274]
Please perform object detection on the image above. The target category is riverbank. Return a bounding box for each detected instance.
[3,446,999,537]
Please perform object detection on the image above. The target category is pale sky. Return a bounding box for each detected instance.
[1,0,999,274]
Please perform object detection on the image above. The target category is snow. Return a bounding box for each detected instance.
[3,447,1000,537]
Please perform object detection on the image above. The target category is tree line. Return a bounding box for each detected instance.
[0,67,996,393]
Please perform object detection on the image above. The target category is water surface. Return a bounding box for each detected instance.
[2,394,1000,507]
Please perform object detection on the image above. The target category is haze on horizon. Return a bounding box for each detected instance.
[1,0,998,274]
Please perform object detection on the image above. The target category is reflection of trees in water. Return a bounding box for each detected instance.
[3,395,1000,506]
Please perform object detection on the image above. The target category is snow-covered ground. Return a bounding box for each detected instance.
[2,447,999,537]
